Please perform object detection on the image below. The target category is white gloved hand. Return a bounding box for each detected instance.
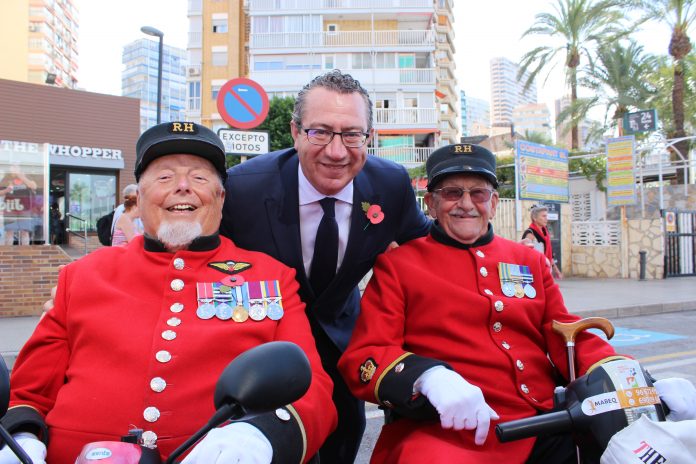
[655,377,696,421]
[181,422,273,464]
[0,432,47,464]
[415,366,499,445]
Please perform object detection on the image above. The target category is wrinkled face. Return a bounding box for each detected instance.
[424,174,499,245]
[533,210,549,227]
[137,154,225,240]
[291,87,371,196]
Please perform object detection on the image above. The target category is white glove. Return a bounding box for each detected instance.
[0,432,46,464]
[181,422,273,464]
[655,377,696,421]
[414,366,499,445]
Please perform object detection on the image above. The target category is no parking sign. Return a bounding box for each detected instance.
[216,78,269,129]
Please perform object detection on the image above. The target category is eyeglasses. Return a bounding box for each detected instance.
[433,186,494,203]
[302,128,369,148]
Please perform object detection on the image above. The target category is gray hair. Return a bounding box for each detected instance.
[530,204,548,220]
[292,69,373,132]
[122,183,138,197]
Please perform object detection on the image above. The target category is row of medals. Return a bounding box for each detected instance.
[196,284,283,322]
[501,280,536,299]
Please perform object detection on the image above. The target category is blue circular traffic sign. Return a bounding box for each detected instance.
[217,78,269,129]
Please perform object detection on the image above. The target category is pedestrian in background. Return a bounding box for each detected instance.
[522,204,562,279]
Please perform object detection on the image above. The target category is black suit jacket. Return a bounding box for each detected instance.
[221,148,431,351]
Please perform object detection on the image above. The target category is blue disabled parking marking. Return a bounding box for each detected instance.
[588,327,687,348]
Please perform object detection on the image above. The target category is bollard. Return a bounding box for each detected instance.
[639,250,647,280]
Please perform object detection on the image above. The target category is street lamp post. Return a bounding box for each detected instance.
[140,26,164,125]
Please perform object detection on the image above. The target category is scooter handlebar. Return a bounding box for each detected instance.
[495,410,573,442]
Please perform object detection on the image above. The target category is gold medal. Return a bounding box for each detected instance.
[232,305,249,322]
[514,283,525,298]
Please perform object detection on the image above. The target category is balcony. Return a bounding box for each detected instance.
[249,0,432,11]
[250,30,435,50]
[188,31,202,48]
[374,108,438,126]
[368,146,434,168]
[251,68,435,90]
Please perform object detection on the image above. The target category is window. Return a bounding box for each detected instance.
[352,53,372,69]
[375,53,396,69]
[327,24,338,35]
[212,14,228,33]
[188,81,201,111]
[255,61,283,71]
[324,55,335,70]
[212,46,228,66]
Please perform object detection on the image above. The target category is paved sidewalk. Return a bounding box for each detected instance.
[2,277,696,369]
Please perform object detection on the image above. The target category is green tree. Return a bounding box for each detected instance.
[256,96,295,151]
[645,54,696,134]
[559,40,657,134]
[636,0,696,170]
[519,0,629,149]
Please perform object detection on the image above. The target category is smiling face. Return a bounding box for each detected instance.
[424,173,499,245]
[137,154,225,249]
[291,87,371,196]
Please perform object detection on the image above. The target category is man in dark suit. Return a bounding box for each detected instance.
[220,70,431,463]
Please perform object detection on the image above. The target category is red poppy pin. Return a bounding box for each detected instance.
[362,202,384,230]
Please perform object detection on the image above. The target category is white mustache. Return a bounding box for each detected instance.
[450,208,480,218]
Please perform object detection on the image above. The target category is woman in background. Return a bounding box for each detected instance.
[110,193,141,246]
[522,204,563,279]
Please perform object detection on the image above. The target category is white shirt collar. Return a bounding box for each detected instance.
[298,164,353,205]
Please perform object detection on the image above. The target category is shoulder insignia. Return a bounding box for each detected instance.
[359,358,378,384]
[208,260,252,275]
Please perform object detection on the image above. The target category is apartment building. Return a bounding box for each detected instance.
[0,0,79,88]
[512,103,552,141]
[490,57,536,128]
[186,0,457,168]
[460,90,490,138]
[122,38,188,133]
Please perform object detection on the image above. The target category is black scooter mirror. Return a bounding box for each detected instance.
[165,341,312,464]
[1,356,9,417]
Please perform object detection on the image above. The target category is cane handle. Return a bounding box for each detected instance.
[552,317,615,344]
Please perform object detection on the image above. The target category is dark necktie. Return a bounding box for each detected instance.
[310,197,338,295]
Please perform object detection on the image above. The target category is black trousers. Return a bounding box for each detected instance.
[526,432,577,464]
[310,319,365,464]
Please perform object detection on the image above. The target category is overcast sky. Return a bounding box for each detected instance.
[77,0,678,114]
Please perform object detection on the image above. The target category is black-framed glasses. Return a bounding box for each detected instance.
[302,128,369,148]
[433,186,494,203]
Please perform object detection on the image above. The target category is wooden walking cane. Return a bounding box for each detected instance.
[552,317,615,464]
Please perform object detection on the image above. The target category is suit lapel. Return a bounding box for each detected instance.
[264,152,310,287]
[337,170,378,278]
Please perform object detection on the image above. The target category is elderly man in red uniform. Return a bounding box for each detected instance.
[337,143,696,463]
[0,122,336,463]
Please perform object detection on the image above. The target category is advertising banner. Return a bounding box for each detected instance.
[516,140,569,203]
[606,136,637,206]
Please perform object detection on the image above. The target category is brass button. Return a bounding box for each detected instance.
[170,302,184,313]
[170,279,184,291]
[493,322,502,332]
[143,406,160,422]
[494,300,504,312]
[150,377,166,392]
[275,408,291,421]
[173,258,185,270]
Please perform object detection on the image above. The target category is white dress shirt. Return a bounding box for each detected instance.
[298,165,353,278]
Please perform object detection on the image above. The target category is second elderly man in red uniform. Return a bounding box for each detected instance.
[337,143,695,463]
[1,122,336,463]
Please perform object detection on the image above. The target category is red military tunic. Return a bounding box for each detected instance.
[7,234,336,463]
[338,226,617,463]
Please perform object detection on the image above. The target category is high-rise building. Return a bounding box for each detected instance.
[512,103,552,141]
[554,96,596,150]
[185,0,247,126]
[0,0,79,88]
[460,90,490,137]
[490,57,536,127]
[186,0,457,168]
[122,38,188,133]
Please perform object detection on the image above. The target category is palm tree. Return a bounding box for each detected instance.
[559,40,657,134]
[635,0,696,175]
[518,0,630,149]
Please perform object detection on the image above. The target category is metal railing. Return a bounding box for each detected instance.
[65,213,88,256]
[369,147,432,167]
[249,0,432,10]
[250,30,434,49]
[374,107,438,126]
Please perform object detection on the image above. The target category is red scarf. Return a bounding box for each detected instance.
[528,222,554,262]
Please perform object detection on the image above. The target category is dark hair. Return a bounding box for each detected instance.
[292,69,373,131]
[123,194,138,212]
